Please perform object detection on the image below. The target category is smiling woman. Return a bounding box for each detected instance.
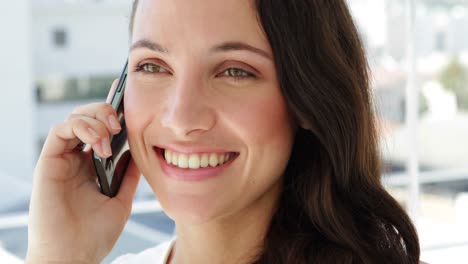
[26,0,421,264]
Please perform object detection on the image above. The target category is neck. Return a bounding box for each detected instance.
[168,181,281,264]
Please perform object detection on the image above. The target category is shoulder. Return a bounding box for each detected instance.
[110,239,175,264]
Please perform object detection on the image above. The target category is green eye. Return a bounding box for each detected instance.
[144,64,160,72]
[223,68,254,79]
[136,63,168,73]
[223,68,256,81]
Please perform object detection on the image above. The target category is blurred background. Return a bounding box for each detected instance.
[0,0,467,263]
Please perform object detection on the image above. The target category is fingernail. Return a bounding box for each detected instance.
[108,115,121,131]
[102,138,112,157]
[88,128,100,138]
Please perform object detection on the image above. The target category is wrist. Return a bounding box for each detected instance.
[25,258,97,264]
[25,254,99,264]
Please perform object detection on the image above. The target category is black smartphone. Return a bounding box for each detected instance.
[93,61,130,197]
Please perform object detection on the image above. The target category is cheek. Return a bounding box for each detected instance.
[124,81,165,133]
[218,88,295,194]
[124,85,147,134]
[247,96,294,176]
[124,82,164,161]
[220,90,294,212]
[124,82,167,182]
[222,91,293,148]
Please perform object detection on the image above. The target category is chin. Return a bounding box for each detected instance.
[161,192,230,226]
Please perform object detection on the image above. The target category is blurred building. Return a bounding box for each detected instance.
[347,0,468,172]
[373,1,468,125]
[0,0,35,191]
[0,0,132,207]
[32,0,131,150]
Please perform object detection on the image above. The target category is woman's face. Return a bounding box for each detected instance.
[126,0,296,224]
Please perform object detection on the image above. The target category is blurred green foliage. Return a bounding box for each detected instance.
[439,57,468,110]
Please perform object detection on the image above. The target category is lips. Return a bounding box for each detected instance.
[164,148,235,169]
[153,147,239,181]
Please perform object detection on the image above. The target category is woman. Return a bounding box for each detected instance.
[26,0,421,263]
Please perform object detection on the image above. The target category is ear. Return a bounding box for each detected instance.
[289,109,313,131]
[297,116,313,131]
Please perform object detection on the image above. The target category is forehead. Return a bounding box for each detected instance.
[132,0,270,53]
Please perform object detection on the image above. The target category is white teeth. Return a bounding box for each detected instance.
[188,154,200,169]
[178,153,188,168]
[164,150,172,164]
[163,149,233,169]
[209,153,218,167]
[171,152,178,166]
[200,154,209,168]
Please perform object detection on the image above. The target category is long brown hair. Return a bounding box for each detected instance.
[129,1,420,263]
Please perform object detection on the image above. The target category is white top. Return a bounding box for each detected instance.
[110,239,175,264]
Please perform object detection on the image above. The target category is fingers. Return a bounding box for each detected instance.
[70,103,121,135]
[114,158,141,214]
[42,98,124,158]
[71,78,120,133]
[42,115,116,158]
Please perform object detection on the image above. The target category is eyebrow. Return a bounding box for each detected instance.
[130,39,272,61]
[130,39,169,53]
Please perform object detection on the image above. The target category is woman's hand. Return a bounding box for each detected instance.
[26,81,141,263]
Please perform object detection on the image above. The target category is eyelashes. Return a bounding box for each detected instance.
[135,63,169,74]
[134,62,257,81]
[220,68,256,81]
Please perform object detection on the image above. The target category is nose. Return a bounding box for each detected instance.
[161,75,216,139]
